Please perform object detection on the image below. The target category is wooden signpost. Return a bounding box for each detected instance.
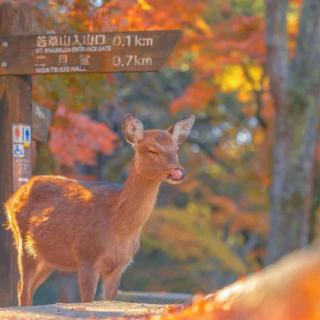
[0,3,181,307]
[0,31,181,75]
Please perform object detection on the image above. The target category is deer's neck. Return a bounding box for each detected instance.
[112,168,160,235]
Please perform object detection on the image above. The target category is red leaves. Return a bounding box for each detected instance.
[49,105,117,167]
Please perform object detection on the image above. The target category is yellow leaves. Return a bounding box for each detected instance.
[195,18,212,36]
[287,11,299,35]
[138,0,152,11]
[246,65,264,89]
[219,65,263,94]
[219,66,243,92]
[287,7,299,55]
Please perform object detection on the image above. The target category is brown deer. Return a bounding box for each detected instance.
[5,113,195,306]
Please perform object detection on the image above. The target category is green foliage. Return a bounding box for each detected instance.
[33,74,115,112]
[143,205,247,274]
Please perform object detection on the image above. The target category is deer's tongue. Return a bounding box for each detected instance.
[169,169,183,181]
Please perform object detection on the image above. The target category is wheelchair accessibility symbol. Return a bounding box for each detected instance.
[13,144,25,158]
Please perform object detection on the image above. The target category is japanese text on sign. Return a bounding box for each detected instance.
[0,30,182,75]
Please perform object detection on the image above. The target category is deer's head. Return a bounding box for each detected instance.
[122,114,195,184]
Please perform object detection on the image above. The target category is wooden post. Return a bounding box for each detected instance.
[0,3,32,306]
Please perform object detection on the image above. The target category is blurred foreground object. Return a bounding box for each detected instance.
[145,245,320,320]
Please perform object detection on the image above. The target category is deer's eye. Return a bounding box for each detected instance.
[148,149,159,155]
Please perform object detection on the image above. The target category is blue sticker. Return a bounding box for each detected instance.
[13,144,24,158]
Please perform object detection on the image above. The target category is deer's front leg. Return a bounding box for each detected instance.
[102,267,124,300]
[77,261,99,302]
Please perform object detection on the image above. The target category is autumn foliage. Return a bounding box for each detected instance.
[37,0,274,169]
[29,0,317,300]
[49,105,117,167]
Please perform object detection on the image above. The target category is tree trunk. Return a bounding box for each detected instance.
[265,0,320,263]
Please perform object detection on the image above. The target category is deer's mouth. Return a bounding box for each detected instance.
[166,169,186,184]
[166,177,182,185]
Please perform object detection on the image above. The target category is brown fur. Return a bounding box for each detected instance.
[4,114,194,306]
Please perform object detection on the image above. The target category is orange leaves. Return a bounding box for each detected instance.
[49,105,117,167]
[195,15,266,69]
[170,82,215,112]
[208,194,268,236]
[168,12,267,113]
[89,0,207,32]
[230,211,268,235]
[290,0,303,5]
[208,195,238,216]
[45,0,269,116]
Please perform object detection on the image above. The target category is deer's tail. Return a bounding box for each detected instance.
[4,183,30,250]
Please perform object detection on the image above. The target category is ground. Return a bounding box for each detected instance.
[0,292,192,320]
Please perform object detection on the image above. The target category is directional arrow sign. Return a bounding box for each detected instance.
[0,30,182,75]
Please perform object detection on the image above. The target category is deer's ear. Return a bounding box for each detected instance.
[122,113,144,144]
[167,114,195,144]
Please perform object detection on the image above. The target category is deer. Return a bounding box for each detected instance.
[4,113,195,306]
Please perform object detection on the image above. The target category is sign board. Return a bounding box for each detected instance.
[32,104,52,142]
[12,124,32,191]
[0,30,182,75]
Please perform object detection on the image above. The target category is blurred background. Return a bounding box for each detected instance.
[19,0,318,304]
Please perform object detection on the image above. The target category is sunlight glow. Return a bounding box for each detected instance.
[236,130,252,145]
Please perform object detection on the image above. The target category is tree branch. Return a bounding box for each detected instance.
[241,64,268,129]
[188,137,235,175]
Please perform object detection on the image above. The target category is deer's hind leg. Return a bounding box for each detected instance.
[17,248,53,306]
[101,267,124,300]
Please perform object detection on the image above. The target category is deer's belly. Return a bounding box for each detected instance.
[99,254,133,275]
[98,238,140,274]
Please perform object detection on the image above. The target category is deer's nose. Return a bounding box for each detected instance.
[168,168,186,182]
